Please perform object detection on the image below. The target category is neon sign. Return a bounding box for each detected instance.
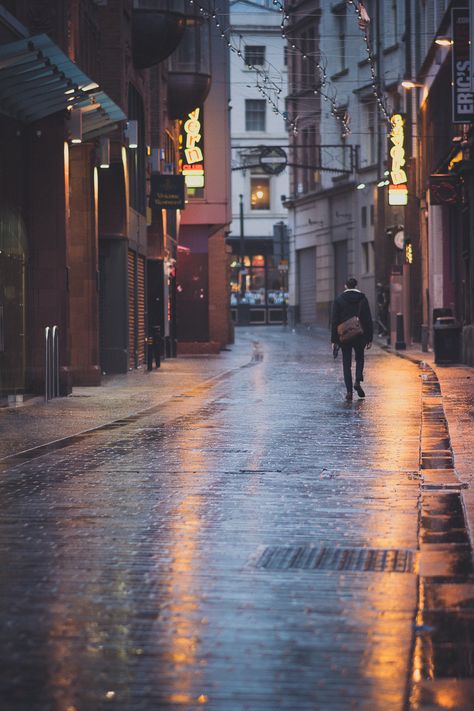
[388,113,408,206]
[181,107,205,189]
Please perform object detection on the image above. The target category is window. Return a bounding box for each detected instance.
[245,99,266,131]
[363,100,377,165]
[361,206,367,228]
[384,0,398,47]
[245,46,266,66]
[334,7,347,71]
[250,177,270,209]
[362,242,375,274]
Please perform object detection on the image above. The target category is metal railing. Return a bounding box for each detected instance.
[45,325,59,401]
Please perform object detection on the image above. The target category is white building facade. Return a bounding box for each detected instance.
[229,0,289,326]
[286,0,407,335]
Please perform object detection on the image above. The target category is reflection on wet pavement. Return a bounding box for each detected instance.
[0,328,469,710]
[410,363,474,711]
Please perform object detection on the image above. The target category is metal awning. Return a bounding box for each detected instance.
[0,34,126,137]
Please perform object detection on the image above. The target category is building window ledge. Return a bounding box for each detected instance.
[330,67,349,81]
[383,43,399,55]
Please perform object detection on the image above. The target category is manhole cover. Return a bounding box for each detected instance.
[253,546,415,573]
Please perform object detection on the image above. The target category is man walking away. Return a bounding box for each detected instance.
[331,277,373,401]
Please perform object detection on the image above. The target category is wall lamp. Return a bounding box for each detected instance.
[356,182,366,190]
[125,120,138,149]
[98,136,110,168]
[401,80,424,89]
[69,108,82,144]
[435,36,453,46]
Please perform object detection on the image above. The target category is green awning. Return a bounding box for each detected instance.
[0,34,126,137]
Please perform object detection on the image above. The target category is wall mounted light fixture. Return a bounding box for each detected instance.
[69,109,82,144]
[125,120,138,149]
[99,136,110,168]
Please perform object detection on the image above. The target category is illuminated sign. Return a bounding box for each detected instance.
[388,113,408,206]
[180,107,205,189]
[405,241,413,264]
[452,8,474,122]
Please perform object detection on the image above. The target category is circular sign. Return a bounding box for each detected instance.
[394,229,405,250]
[259,146,288,175]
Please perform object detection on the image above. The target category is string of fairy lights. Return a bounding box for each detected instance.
[187,0,287,128]
[345,0,391,124]
[186,0,392,137]
[186,0,351,138]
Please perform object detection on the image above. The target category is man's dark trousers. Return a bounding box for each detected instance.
[341,336,365,392]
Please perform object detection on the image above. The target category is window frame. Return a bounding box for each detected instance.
[245,99,266,132]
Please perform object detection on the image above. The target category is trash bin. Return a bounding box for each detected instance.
[433,316,462,364]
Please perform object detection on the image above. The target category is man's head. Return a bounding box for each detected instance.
[345,277,358,290]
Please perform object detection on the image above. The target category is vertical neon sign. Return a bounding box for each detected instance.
[388,113,408,206]
[180,107,205,188]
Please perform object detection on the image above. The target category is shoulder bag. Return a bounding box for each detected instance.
[337,301,364,344]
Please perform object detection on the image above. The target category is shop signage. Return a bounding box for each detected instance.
[259,146,288,175]
[428,174,460,205]
[180,107,205,188]
[150,174,185,210]
[388,113,408,206]
[452,7,474,122]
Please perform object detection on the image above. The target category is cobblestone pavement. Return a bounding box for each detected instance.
[0,328,473,710]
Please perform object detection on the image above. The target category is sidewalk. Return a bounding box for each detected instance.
[0,333,254,460]
[382,337,474,545]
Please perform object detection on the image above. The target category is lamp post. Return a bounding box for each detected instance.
[239,193,246,299]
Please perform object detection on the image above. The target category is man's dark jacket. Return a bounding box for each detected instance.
[331,289,373,345]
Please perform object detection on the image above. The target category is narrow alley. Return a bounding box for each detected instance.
[1,329,472,710]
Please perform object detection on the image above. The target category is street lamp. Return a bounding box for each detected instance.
[435,36,453,46]
[401,80,424,90]
[239,193,246,299]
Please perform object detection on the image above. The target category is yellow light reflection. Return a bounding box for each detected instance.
[162,438,209,705]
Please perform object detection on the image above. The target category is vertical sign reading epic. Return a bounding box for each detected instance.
[180,107,205,189]
[388,114,408,206]
[452,7,474,122]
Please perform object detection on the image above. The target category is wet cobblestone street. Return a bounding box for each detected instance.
[0,328,473,710]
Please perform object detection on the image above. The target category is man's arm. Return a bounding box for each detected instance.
[331,300,340,343]
[362,297,373,342]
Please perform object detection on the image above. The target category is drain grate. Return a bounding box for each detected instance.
[253,545,415,573]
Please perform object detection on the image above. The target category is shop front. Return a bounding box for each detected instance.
[228,238,288,325]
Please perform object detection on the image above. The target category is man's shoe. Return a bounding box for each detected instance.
[345,391,353,401]
[354,383,365,398]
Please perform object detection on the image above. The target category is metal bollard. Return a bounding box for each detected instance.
[395,313,406,350]
[146,336,154,371]
[153,326,161,368]
[45,325,60,401]
[421,324,429,353]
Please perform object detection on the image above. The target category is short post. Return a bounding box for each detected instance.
[45,325,60,400]
[395,312,406,350]
[146,335,154,371]
[45,327,51,401]
[421,324,429,353]
[52,325,59,397]
[153,325,161,368]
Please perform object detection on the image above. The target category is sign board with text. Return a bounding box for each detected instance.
[452,7,474,122]
[150,174,185,210]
